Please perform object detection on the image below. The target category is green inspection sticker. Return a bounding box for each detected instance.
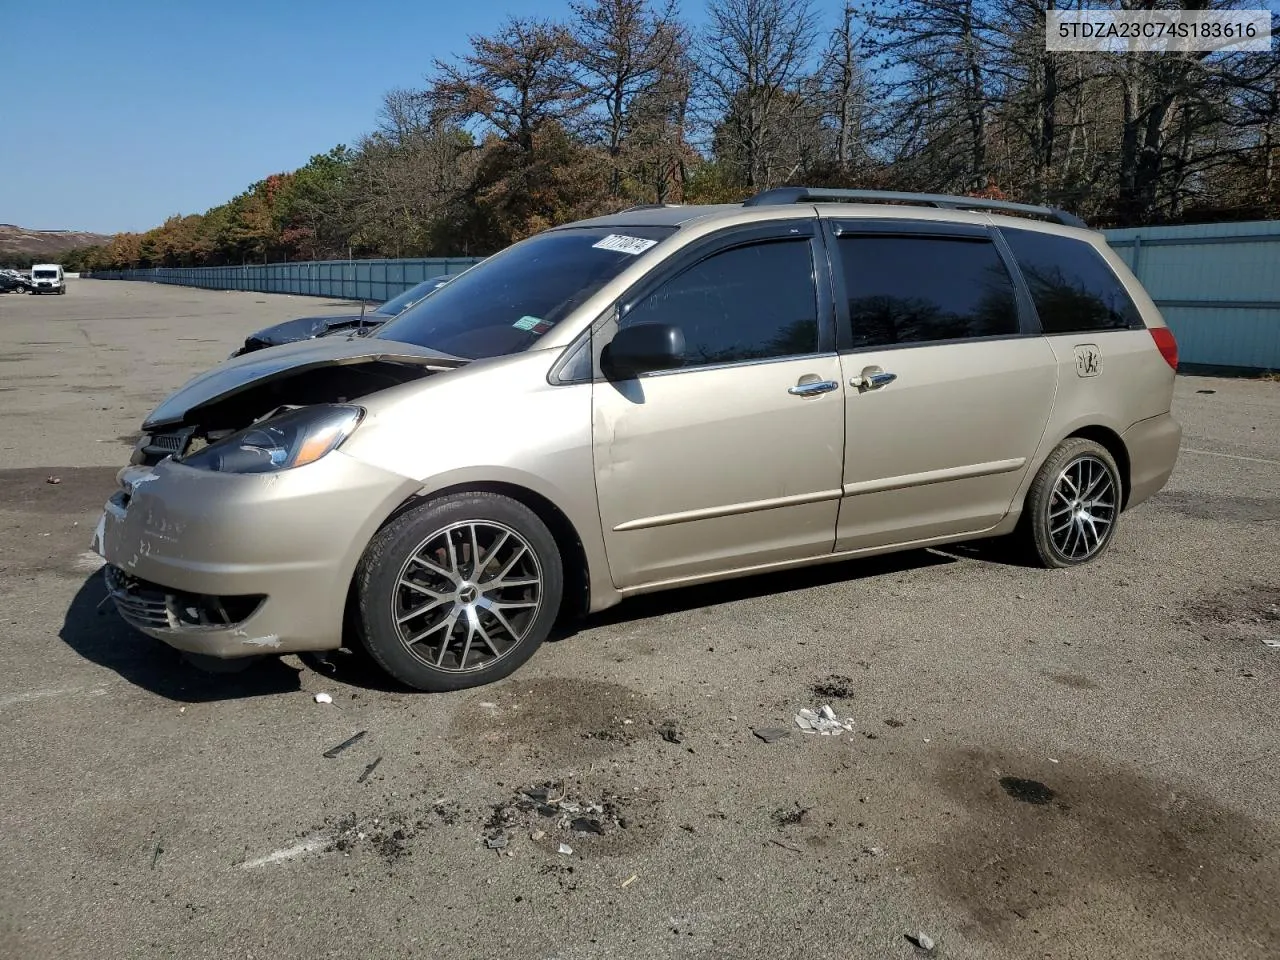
[513,315,552,333]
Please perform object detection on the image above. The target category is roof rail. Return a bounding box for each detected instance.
[621,203,683,212]
[743,187,1087,229]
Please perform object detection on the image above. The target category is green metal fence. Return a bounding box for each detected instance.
[1105,221,1280,372]
[84,222,1280,371]
[84,257,484,302]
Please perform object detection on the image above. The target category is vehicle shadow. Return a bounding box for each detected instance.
[59,571,305,702]
[559,546,958,636]
[62,548,967,699]
[932,537,1036,567]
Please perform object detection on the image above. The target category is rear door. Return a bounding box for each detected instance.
[827,220,1059,551]
[592,221,846,589]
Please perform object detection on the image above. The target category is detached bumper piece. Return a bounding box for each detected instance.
[104,565,265,635]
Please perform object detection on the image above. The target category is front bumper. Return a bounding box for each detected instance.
[95,451,420,657]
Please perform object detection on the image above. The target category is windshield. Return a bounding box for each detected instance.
[373,277,449,317]
[34,269,58,279]
[374,226,676,359]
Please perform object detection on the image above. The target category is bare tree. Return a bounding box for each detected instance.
[817,2,870,174]
[424,17,580,156]
[569,0,686,196]
[868,0,997,192]
[347,126,475,256]
[698,0,820,189]
[622,49,698,201]
[377,88,433,146]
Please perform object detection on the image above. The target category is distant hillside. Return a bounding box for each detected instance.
[0,224,110,263]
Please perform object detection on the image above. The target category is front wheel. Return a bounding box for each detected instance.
[1021,438,1122,568]
[356,492,563,691]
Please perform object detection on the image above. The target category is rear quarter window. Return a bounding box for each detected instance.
[1002,229,1142,334]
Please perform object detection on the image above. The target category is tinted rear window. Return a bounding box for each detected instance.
[1002,229,1142,333]
[375,226,675,359]
[34,270,58,278]
[837,236,1019,349]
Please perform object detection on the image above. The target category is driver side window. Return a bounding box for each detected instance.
[620,238,819,369]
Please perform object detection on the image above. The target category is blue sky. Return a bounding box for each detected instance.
[0,0,640,233]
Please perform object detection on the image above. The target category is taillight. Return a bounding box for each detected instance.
[1149,327,1178,370]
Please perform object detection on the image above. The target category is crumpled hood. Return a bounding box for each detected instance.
[143,337,464,429]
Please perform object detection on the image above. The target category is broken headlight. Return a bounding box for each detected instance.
[181,404,363,474]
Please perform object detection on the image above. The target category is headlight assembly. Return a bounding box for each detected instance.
[181,404,363,474]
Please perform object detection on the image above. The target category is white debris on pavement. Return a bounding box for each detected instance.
[314,692,333,704]
[239,836,329,869]
[794,706,854,735]
[0,686,107,710]
[558,843,574,855]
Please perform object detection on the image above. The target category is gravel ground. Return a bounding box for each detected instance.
[0,280,1277,960]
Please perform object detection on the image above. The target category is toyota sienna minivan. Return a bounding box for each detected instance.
[95,188,1181,691]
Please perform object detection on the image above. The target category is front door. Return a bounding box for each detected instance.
[827,223,1058,551]
[592,226,846,589]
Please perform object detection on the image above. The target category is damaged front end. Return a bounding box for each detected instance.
[95,338,455,658]
[130,338,463,465]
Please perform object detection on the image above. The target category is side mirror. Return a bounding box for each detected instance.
[603,323,685,379]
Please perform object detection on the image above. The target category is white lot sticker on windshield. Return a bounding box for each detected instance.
[592,234,658,255]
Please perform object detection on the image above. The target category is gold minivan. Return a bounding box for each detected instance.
[96,189,1181,690]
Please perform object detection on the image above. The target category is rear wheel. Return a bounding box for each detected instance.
[356,493,563,691]
[1021,438,1122,568]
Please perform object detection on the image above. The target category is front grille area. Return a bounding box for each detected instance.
[135,427,196,466]
[105,566,174,630]
[151,433,186,453]
[104,566,265,633]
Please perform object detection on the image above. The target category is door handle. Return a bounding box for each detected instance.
[851,367,897,391]
[788,379,840,397]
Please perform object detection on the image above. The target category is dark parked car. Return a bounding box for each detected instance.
[232,276,456,357]
[0,272,31,293]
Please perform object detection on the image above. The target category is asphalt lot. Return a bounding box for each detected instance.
[1,279,1277,960]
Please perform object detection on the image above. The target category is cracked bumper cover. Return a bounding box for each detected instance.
[95,451,421,657]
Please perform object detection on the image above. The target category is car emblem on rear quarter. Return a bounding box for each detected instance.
[1074,344,1102,377]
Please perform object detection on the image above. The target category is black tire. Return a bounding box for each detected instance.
[356,492,563,692]
[1021,437,1122,568]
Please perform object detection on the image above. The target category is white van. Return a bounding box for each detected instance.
[30,264,65,295]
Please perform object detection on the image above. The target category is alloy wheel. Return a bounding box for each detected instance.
[1047,455,1117,561]
[390,520,543,673]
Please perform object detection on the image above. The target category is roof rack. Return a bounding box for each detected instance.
[743,187,1087,229]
